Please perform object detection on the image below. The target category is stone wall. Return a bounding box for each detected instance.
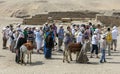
[23,11,99,25]
[97,15,120,27]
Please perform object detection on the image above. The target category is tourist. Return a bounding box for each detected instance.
[100,35,107,63]
[39,27,44,50]
[76,29,84,44]
[44,28,54,59]
[90,31,99,58]
[11,30,17,53]
[35,28,43,53]
[58,25,64,51]
[15,33,26,63]
[72,24,76,43]
[111,26,119,51]
[8,27,14,51]
[105,28,112,56]
[27,27,34,44]
[23,27,28,42]
[2,26,9,49]
[95,24,101,53]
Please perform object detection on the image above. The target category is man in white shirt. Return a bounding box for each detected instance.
[90,31,99,58]
[111,26,119,51]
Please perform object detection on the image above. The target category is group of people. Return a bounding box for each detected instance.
[2,22,119,64]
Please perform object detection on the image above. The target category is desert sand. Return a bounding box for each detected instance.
[0,0,120,74]
[0,17,119,74]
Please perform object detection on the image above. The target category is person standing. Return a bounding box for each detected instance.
[95,24,101,52]
[27,27,34,44]
[100,35,107,63]
[15,33,26,63]
[8,28,14,51]
[44,29,54,59]
[58,25,64,51]
[90,31,99,58]
[105,28,112,56]
[2,27,9,49]
[35,28,43,53]
[111,26,119,51]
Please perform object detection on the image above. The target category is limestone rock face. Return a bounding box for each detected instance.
[0,0,120,17]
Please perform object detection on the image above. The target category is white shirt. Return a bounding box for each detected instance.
[112,29,118,39]
[76,31,83,44]
[100,39,106,49]
[72,28,75,35]
[92,35,98,45]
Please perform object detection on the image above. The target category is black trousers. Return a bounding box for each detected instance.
[15,49,20,63]
[91,44,98,54]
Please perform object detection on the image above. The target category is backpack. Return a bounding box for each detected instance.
[106,32,112,41]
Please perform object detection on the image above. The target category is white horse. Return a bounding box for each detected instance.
[20,45,32,65]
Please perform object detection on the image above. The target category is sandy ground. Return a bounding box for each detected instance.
[0,18,120,74]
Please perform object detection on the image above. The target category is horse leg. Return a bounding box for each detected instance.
[63,50,65,63]
[30,52,31,64]
[22,52,26,65]
[27,53,29,64]
[76,52,79,62]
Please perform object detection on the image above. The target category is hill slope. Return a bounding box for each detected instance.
[0,0,120,17]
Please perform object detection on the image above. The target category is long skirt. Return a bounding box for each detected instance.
[44,45,52,59]
[76,51,89,63]
[36,41,42,50]
[11,41,16,52]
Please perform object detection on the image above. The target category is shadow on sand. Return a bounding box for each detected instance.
[30,61,44,66]
[50,57,63,60]
[106,57,113,59]
[107,62,120,64]
[85,62,99,65]
[0,55,5,57]
[111,55,120,56]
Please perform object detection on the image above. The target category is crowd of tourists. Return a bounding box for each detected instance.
[2,22,119,64]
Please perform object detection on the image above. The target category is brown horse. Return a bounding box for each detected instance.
[63,42,83,63]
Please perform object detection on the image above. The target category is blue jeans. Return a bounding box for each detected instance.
[100,49,106,62]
